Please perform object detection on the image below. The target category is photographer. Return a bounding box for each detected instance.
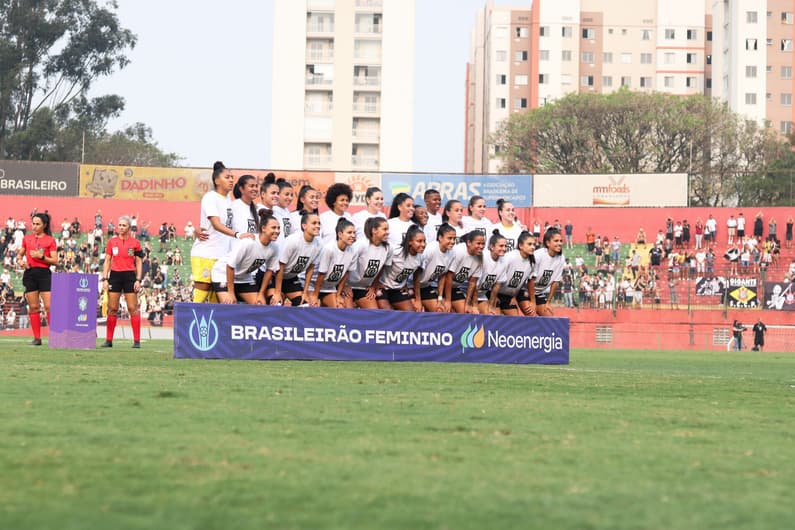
[732,320,745,351]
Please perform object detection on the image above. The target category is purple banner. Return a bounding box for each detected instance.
[49,273,98,349]
[173,303,569,364]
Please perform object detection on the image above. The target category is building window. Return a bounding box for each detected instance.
[538,50,549,61]
[621,76,631,87]
[686,77,697,88]
[641,53,652,64]
[746,38,758,50]
[581,75,594,86]
[781,121,793,134]
[603,52,613,63]
[707,31,713,41]
[496,98,506,109]
[640,77,652,88]
[514,98,528,109]
[621,53,632,64]
[665,29,675,40]
[706,78,712,89]
[497,74,507,85]
[561,74,572,85]
[781,93,792,106]
[746,11,758,23]
[767,38,774,46]
[496,50,507,61]
[561,50,572,61]
[767,65,773,73]
[745,93,757,105]
[782,39,793,51]
[664,76,674,88]
[514,74,528,86]
[782,12,794,24]
[602,76,613,87]
[539,26,549,36]
[641,29,652,40]
[516,50,529,61]
[582,51,594,63]
[664,52,675,64]
[687,29,698,40]
[782,66,793,79]
[746,66,757,77]
[706,54,712,65]
[539,74,548,84]
[582,28,595,39]
[562,26,573,38]
[686,53,697,64]
[516,27,529,38]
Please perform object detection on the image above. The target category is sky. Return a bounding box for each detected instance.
[89,0,523,173]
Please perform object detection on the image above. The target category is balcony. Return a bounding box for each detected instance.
[352,128,380,142]
[353,76,381,88]
[355,23,382,35]
[306,74,333,88]
[306,23,335,35]
[355,0,382,9]
[352,102,379,114]
[353,50,382,62]
[306,49,334,62]
[304,154,333,168]
[305,101,334,113]
[351,155,379,168]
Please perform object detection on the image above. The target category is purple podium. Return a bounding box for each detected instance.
[49,273,98,349]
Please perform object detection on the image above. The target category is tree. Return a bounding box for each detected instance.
[491,90,795,206]
[0,0,135,159]
[86,123,182,167]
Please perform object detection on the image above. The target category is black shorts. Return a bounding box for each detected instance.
[351,288,372,301]
[515,289,531,303]
[382,288,411,304]
[211,281,259,302]
[535,294,549,305]
[281,276,304,295]
[23,267,51,293]
[496,293,517,310]
[451,286,467,302]
[737,229,745,237]
[108,270,137,293]
[419,285,439,300]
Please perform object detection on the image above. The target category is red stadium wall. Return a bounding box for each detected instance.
[4,197,792,245]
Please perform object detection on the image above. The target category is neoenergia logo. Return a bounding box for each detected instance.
[189,309,219,352]
[460,323,485,352]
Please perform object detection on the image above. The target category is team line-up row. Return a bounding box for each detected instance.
[190,162,565,317]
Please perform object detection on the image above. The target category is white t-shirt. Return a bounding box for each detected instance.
[278,232,322,280]
[231,199,259,236]
[416,241,453,288]
[352,209,387,241]
[491,222,525,252]
[462,216,492,238]
[316,241,356,293]
[211,238,279,284]
[424,212,444,242]
[380,247,423,290]
[448,243,483,287]
[477,252,508,300]
[320,210,353,246]
[498,250,536,296]
[533,247,565,296]
[191,191,233,259]
[348,240,393,289]
[705,217,717,235]
[387,218,415,250]
[737,216,746,231]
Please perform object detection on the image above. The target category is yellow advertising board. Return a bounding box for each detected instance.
[80,165,212,201]
[79,165,336,202]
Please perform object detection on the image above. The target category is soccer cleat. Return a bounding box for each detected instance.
[31,338,42,346]
[132,342,141,349]
[100,340,113,348]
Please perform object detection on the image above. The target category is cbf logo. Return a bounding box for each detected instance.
[460,323,485,353]
[189,309,219,352]
[78,297,88,312]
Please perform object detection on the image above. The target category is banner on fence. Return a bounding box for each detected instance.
[695,276,727,297]
[381,173,533,207]
[533,173,687,207]
[173,303,569,364]
[727,277,758,308]
[0,160,79,197]
[763,282,795,311]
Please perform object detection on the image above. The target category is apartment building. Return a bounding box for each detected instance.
[466,0,795,173]
[271,0,415,172]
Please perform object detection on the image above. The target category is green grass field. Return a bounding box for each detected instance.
[2,339,793,530]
